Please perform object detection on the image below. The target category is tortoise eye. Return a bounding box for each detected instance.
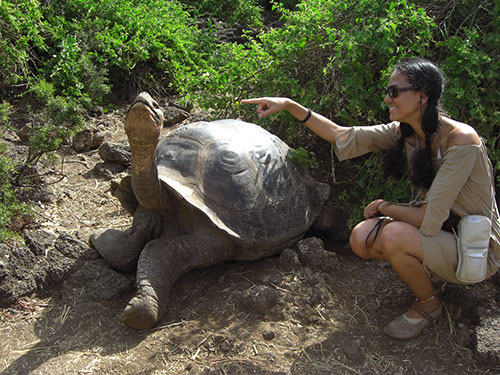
[253,145,271,165]
[220,150,239,164]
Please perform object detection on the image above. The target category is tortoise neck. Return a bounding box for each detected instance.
[130,145,167,212]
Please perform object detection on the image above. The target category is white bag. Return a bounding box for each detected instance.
[455,215,491,283]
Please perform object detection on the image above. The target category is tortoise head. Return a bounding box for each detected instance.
[125,92,164,173]
[125,92,164,144]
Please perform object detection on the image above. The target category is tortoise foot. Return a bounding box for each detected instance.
[121,287,162,330]
[90,228,141,272]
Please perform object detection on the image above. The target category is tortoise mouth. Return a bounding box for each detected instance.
[129,97,163,127]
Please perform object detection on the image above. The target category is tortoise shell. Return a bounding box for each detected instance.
[156,119,329,249]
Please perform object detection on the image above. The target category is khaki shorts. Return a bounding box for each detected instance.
[419,230,495,284]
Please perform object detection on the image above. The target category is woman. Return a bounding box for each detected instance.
[242,58,500,340]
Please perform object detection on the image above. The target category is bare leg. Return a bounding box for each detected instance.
[350,219,440,317]
[349,218,388,260]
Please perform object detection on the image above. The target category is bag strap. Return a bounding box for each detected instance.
[365,218,385,248]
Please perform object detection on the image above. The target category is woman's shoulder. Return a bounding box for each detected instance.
[441,117,481,149]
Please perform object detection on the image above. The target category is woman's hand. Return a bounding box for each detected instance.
[364,199,385,219]
[241,97,291,118]
[241,96,349,145]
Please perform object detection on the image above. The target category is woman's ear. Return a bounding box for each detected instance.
[419,91,429,104]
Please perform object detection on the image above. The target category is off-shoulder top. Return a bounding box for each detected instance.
[333,122,500,274]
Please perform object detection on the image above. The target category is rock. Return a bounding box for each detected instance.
[72,124,106,152]
[6,144,29,165]
[262,330,276,341]
[98,141,131,165]
[23,229,57,256]
[3,130,20,142]
[189,111,211,123]
[278,248,301,272]
[308,284,331,306]
[296,237,339,272]
[54,233,99,260]
[90,105,104,118]
[163,106,190,127]
[240,285,279,315]
[0,242,38,306]
[45,234,100,283]
[0,259,7,281]
[93,162,127,179]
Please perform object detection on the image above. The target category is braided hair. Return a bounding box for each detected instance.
[383,58,445,189]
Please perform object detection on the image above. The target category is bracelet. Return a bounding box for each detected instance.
[299,108,312,123]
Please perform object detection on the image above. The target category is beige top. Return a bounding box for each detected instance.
[333,122,500,275]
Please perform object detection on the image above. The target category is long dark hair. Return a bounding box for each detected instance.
[383,58,445,189]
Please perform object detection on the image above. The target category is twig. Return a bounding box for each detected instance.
[301,349,313,363]
[234,273,256,287]
[146,319,186,331]
[59,305,71,325]
[443,302,455,337]
[315,306,327,320]
[330,357,362,375]
[354,303,374,328]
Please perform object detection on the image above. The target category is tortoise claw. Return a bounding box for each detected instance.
[121,287,162,330]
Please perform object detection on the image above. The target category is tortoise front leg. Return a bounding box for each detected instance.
[122,233,235,330]
[90,206,162,272]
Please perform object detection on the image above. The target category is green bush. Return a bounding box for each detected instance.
[0,0,44,94]
[193,0,437,221]
[0,150,29,242]
[191,0,499,223]
[179,0,263,26]
[39,0,205,101]
[0,102,29,241]
[26,89,85,167]
[0,0,498,232]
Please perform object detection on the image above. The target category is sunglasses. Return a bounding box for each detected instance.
[385,85,419,98]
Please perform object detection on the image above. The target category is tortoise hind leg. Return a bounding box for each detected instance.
[122,233,235,330]
[310,205,351,242]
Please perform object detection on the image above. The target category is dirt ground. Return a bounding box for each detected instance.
[1,106,499,375]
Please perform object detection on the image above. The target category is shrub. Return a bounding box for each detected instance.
[179,0,263,26]
[0,0,44,95]
[26,90,85,167]
[0,150,30,241]
[39,0,204,101]
[192,0,499,223]
[1,0,498,229]
[193,0,437,221]
[0,106,29,241]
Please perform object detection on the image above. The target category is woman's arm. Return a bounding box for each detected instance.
[241,97,349,145]
[364,199,427,228]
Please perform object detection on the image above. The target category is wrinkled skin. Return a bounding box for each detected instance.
[90,92,349,330]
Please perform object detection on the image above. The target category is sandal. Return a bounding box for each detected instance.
[383,301,443,340]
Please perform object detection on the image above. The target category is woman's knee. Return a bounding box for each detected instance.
[379,222,421,259]
[349,220,378,259]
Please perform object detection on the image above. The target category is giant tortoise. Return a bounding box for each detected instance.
[91,92,347,329]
